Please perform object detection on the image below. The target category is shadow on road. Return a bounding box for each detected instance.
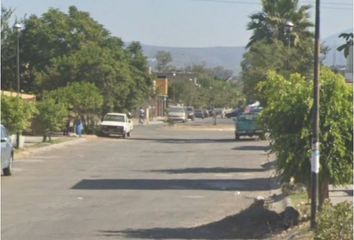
[147,160,277,175]
[232,145,271,151]
[148,167,268,174]
[72,178,279,191]
[98,200,285,239]
[128,137,235,144]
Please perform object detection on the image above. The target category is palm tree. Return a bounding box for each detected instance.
[246,0,313,48]
[337,32,353,58]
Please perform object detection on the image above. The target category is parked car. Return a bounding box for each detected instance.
[234,112,265,140]
[194,109,205,119]
[1,125,14,176]
[167,107,187,122]
[225,108,242,118]
[99,113,133,138]
[186,106,195,120]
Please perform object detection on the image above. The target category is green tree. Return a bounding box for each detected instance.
[45,82,103,116]
[247,0,313,48]
[19,6,111,92]
[156,51,172,72]
[33,98,68,142]
[1,7,17,90]
[1,95,37,134]
[241,39,313,103]
[258,69,353,206]
[168,65,243,109]
[337,32,353,58]
[126,41,153,110]
[13,6,152,113]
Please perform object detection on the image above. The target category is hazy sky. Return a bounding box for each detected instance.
[3,0,353,47]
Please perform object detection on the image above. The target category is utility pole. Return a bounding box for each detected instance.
[311,0,320,229]
[14,22,22,149]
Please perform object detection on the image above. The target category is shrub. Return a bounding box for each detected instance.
[1,95,37,133]
[315,200,353,240]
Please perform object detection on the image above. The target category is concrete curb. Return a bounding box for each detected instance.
[15,136,94,159]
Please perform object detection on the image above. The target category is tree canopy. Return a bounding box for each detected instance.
[247,0,313,48]
[337,32,353,58]
[258,69,353,204]
[2,6,152,113]
[241,39,313,103]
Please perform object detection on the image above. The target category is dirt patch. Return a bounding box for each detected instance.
[102,199,303,239]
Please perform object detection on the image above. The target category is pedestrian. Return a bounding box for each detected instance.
[76,118,83,137]
[139,107,145,124]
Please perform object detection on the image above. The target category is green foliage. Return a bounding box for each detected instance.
[1,6,152,113]
[315,201,353,240]
[258,69,353,189]
[241,40,313,103]
[168,64,244,108]
[247,0,313,48]
[337,33,353,58]
[45,82,103,116]
[32,98,68,138]
[1,7,17,90]
[1,95,37,133]
[156,51,172,72]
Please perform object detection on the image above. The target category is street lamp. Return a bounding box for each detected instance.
[13,22,22,149]
[284,21,294,70]
[284,20,294,48]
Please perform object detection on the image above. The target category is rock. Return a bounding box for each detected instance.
[282,206,300,229]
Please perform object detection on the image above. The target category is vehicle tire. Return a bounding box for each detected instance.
[3,154,13,176]
[127,132,131,137]
[122,133,126,139]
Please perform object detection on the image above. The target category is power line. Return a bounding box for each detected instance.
[189,0,353,10]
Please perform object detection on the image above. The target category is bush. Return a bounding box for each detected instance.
[1,95,37,133]
[315,200,353,240]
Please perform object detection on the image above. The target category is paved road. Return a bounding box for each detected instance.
[2,118,278,240]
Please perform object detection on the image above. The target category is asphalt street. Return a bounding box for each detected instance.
[2,118,279,240]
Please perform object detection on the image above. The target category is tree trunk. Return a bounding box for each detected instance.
[42,135,47,142]
[319,177,329,209]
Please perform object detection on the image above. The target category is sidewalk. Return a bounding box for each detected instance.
[15,133,92,159]
[329,185,353,205]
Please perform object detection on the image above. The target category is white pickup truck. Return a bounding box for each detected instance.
[99,113,133,138]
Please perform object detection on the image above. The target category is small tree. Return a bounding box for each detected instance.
[33,98,68,142]
[155,51,172,72]
[45,82,103,131]
[1,95,37,134]
[258,69,353,206]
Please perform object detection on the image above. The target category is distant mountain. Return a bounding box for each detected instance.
[136,29,352,75]
[140,44,246,74]
[322,29,353,66]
